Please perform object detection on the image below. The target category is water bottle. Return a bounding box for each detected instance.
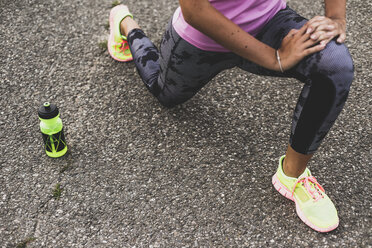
[38,102,68,157]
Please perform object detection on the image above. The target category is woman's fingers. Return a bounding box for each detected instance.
[310,30,323,40]
[310,24,335,39]
[296,22,310,37]
[306,16,326,33]
[306,17,337,37]
[337,33,346,43]
[287,29,298,37]
[306,16,325,26]
[311,30,335,41]
[302,37,320,48]
[319,37,333,46]
[303,43,326,56]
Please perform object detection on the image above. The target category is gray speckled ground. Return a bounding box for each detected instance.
[0,0,371,247]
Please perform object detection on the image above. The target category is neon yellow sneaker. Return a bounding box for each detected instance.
[272,155,339,232]
[108,5,133,62]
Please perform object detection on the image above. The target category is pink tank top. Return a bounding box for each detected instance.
[172,0,286,52]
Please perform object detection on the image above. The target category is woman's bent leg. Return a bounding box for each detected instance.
[289,40,354,155]
[237,7,354,175]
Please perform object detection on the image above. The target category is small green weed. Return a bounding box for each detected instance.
[112,0,121,7]
[98,40,108,51]
[60,163,72,173]
[52,183,63,200]
[16,237,36,248]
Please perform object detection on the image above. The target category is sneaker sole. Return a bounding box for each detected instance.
[272,173,339,233]
[108,5,133,62]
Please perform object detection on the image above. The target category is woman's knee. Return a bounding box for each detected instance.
[155,89,192,108]
[156,96,180,108]
[314,41,354,91]
[154,80,199,108]
[300,41,354,109]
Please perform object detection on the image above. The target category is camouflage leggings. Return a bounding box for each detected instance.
[127,7,354,154]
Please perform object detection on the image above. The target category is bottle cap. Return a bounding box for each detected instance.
[38,102,59,119]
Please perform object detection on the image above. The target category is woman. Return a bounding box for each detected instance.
[107,0,353,232]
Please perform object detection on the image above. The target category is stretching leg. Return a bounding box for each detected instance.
[122,16,240,107]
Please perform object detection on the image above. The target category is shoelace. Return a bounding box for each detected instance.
[116,40,130,54]
[292,176,325,202]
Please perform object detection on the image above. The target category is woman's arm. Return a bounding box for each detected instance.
[325,0,346,20]
[179,0,325,71]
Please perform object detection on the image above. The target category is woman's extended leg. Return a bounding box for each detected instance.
[118,8,240,107]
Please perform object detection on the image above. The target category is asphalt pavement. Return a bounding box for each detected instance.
[0,0,371,247]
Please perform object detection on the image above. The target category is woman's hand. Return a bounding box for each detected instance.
[305,16,346,45]
[278,24,326,71]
